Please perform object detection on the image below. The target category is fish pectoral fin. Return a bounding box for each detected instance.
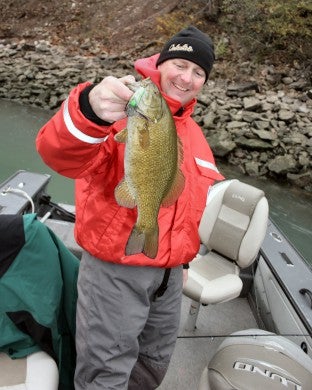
[126,225,159,259]
[161,170,185,207]
[114,179,136,208]
[114,128,128,143]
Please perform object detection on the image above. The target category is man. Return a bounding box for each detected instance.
[36,26,224,390]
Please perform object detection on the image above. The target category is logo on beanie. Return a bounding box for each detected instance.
[169,43,193,52]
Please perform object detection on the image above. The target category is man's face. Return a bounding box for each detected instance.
[158,58,206,106]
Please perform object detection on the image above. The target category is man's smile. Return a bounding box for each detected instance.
[172,82,189,92]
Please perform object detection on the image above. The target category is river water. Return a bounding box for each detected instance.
[1,98,311,265]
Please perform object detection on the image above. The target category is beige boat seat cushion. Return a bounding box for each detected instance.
[0,351,58,390]
[183,180,269,304]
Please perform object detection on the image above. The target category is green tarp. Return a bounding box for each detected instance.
[0,213,79,390]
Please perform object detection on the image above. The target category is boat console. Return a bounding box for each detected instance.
[0,170,51,215]
[199,329,312,390]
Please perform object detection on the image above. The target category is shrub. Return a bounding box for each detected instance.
[219,0,312,62]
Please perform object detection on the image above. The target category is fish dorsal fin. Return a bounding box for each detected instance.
[114,128,128,143]
[114,179,136,208]
[162,137,185,207]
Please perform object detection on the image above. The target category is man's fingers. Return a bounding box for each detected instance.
[88,75,136,122]
[111,76,136,101]
[120,75,136,85]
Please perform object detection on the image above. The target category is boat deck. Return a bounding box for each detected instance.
[43,218,312,389]
[2,171,312,389]
[44,218,259,390]
[159,295,258,389]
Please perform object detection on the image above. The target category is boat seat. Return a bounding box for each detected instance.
[183,179,269,330]
[198,329,312,389]
[0,351,59,390]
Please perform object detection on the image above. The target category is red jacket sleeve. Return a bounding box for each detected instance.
[36,82,115,179]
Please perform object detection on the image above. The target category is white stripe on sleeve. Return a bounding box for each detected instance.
[63,98,108,144]
[195,157,220,173]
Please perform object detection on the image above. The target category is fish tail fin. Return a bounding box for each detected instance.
[143,227,159,259]
[126,225,159,259]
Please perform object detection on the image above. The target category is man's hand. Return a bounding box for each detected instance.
[89,75,136,123]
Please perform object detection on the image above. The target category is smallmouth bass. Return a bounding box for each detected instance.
[114,78,185,259]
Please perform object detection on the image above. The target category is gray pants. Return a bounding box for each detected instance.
[74,251,183,390]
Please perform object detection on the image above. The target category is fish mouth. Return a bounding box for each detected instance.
[126,104,160,123]
[136,110,155,122]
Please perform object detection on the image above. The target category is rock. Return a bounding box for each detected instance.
[261,101,274,111]
[203,112,217,129]
[226,121,247,129]
[243,97,262,111]
[287,172,312,189]
[282,77,293,85]
[289,79,309,91]
[252,129,277,141]
[278,109,295,122]
[226,82,260,97]
[236,136,274,149]
[266,73,282,85]
[245,161,260,176]
[0,38,311,192]
[299,154,310,168]
[259,152,269,163]
[283,132,309,146]
[241,111,263,122]
[266,93,279,104]
[253,120,270,130]
[268,155,297,174]
[206,131,236,157]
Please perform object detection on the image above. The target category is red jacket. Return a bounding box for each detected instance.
[36,54,224,268]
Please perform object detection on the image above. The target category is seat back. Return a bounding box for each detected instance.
[199,180,269,268]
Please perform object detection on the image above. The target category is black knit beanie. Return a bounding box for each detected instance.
[156,26,215,81]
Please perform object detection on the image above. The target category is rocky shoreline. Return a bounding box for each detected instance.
[1,39,311,192]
